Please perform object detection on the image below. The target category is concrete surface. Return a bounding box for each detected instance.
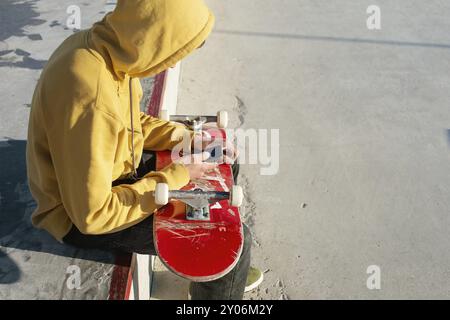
[151,257,189,300]
[177,0,450,299]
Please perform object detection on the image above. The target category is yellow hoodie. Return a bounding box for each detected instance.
[26,0,215,241]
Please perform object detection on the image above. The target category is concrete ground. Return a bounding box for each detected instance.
[177,0,450,299]
[1,0,450,300]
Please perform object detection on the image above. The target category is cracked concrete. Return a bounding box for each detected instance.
[234,96,247,128]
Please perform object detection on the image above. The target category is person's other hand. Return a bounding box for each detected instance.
[191,130,239,164]
[176,152,217,180]
[191,130,212,152]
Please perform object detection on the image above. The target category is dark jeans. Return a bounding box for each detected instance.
[63,152,251,300]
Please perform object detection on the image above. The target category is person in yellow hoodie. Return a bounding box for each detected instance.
[26,0,263,299]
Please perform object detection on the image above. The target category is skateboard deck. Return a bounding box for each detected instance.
[153,128,243,282]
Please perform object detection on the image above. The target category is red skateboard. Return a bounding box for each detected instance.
[153,111,244,281]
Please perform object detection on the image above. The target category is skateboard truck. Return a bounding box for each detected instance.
[154,183,243,221]
[159,110,228,132]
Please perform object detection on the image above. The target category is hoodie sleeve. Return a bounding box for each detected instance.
[140,112,194,151]
[54,107,190,235]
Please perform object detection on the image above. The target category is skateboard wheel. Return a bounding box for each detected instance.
[230,185,243,207]
[217,110,228,129]
[155,183,169,206]
[159,109,170,121]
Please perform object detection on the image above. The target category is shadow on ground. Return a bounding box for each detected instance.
[0,49,46,70]
[215,29,450,50]
[0,0,47,70]
[0,0,46,42]
[0,248,21,284]
[0,139,115,284]
[447,130,450,148]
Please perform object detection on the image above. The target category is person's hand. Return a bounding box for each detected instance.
[176,152,217,180]
[191,130,239,164]
[191,130,212,152]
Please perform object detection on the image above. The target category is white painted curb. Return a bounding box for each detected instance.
[160,62,181,116]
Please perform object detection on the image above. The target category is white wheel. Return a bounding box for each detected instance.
[159,109,170,121]
[230,185,244,207]
[217,110,228,129]
[154,183,169,205]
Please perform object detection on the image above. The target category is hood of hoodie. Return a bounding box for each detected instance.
[89,0,215,79]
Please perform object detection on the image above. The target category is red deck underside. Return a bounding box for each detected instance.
[153,129,243,281]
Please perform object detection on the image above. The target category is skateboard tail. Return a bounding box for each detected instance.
[154,216,244,282]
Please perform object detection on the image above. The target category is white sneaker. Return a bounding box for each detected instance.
[245,267,264,292]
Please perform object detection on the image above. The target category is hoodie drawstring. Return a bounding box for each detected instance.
[129,78,138,180]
